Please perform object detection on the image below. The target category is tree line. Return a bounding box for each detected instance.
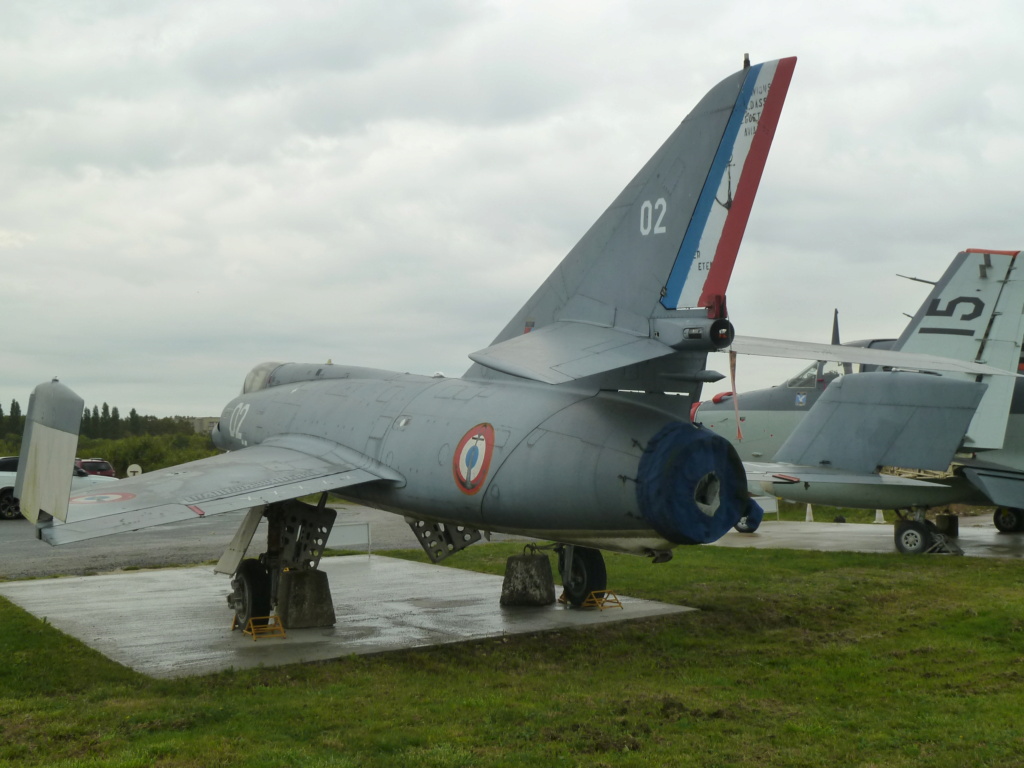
[0,399,220,479]
[1,398,206,456]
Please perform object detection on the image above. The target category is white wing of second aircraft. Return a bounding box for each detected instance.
[33,434,404,545]
[728,336,1019,378]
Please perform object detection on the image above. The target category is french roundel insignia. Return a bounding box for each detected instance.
[71,492,138,505]
[452,423,495,495]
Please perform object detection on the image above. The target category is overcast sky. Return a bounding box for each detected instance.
[3,0,1023,418]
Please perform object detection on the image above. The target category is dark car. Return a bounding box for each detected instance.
[75,458,117,477]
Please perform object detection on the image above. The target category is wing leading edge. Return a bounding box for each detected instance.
[37,434,404,545]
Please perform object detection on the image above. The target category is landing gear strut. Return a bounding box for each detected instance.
[556,545,607,606]
[220,496,338,629]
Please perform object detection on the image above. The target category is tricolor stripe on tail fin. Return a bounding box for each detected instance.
[662,57,796,311]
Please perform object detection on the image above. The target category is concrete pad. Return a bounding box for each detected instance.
[0,555,691,678]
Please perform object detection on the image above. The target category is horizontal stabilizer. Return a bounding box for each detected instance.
[468,321,674,384]
[960,464,1024,509]
[729,335,1018,377]
[38,434,403,545]
[772,372,986,474]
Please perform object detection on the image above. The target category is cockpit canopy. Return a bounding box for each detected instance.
[242,362,283,394]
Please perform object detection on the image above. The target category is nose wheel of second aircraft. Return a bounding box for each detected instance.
[893,512,962,555]
[894,520,934,555]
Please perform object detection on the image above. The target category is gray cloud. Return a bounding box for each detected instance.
[2,0,1024,416]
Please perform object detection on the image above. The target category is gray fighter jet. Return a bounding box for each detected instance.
[16,57,1011,627]
[18,56,801,624]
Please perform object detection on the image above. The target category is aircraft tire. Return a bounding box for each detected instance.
[993,507,1024,533]
[894,520,934,555]
[734,516,760,533]
[232,559,271,627]
[558,547,607,606]
[0,489,21,520]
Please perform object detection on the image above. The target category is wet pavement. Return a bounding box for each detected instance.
[713,516,1024,558]
[2,505,1022,678]
[0,555,690,678]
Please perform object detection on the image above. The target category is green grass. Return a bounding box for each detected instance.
[3,543,1024,767]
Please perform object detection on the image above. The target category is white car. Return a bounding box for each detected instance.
[0,456,118,520]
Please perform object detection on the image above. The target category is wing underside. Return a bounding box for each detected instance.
[38,435,403,545]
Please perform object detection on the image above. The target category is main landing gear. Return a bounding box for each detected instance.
[222,496,338,629]
[556,545,608,606]
[230,559,272,626]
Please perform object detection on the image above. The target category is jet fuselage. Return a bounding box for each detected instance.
[213,363,750,555]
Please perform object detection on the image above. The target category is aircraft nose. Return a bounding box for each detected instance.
[211,421,227,450]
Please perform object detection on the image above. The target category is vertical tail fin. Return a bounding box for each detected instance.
[15,380,83,525]
[895,249,1024,449]
[466,57,796,384]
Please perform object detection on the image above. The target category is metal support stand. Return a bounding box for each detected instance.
[925,532,964,556]
[241,496,339,628]
[406,519,482,562]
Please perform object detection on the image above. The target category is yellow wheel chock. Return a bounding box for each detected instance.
[580,590,623,610]
[558,590,624,609]
[231,614,288,640]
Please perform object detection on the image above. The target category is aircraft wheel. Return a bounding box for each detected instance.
[734,515,760,533]
[0,489,22,520]
[993,507,1024,533]
[894,520,934,555]
[230,559,271,627]
[558,546,607,606]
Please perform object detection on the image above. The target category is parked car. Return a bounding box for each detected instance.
[75,458,117,477]
[0,456,118,520]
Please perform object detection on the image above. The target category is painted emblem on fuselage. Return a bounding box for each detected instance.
[71,492,138,504]
[453,423,495,495]
[795,392,807,407]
